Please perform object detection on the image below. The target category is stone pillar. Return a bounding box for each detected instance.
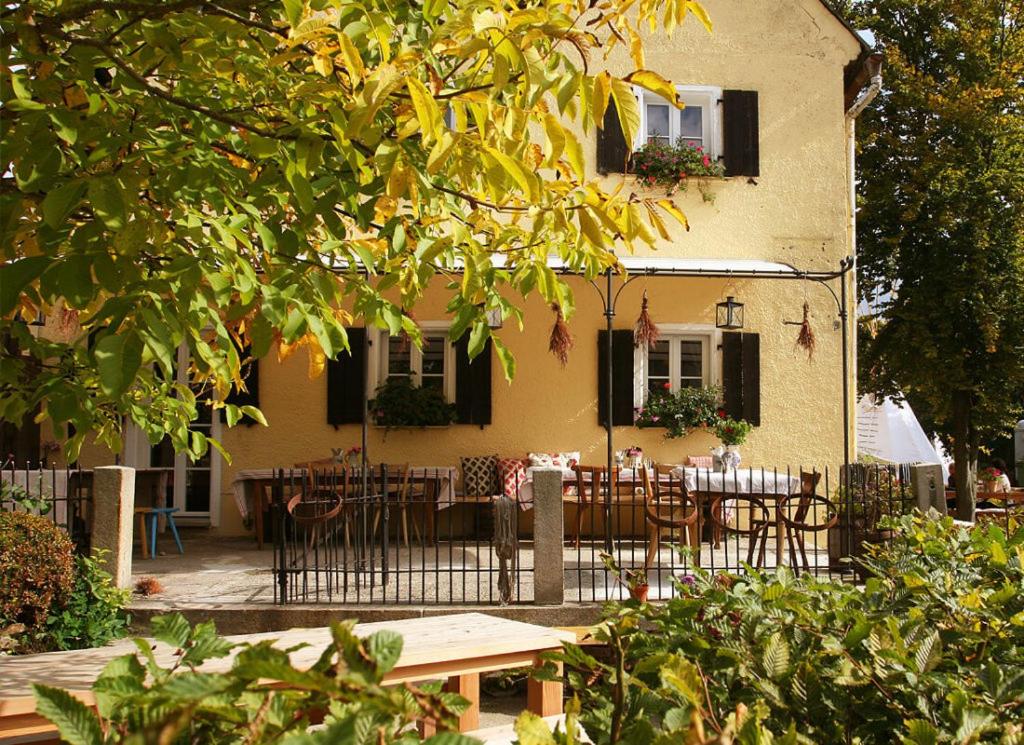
[532,468,564,605]
[92,466,136,588]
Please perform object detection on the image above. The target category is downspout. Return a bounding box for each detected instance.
[843,53,883,468]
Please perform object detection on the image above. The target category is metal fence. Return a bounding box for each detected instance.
[272,466,531,605]
[0,462,92,555]
[272,461,1019,606]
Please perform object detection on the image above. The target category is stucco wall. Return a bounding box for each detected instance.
[59,0,865,534]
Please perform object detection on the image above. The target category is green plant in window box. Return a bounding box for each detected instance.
[634,385,721,439]
[369,377,457,428]
[633,139,726,202]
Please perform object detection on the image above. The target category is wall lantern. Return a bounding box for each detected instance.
[715,296,744,330]
[485,307,503,329]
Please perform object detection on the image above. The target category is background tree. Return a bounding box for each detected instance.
[1,0,706,462]
[852,0,1024,519]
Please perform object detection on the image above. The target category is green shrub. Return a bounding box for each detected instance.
[552,515,1024,743]
[43,551,131,651]
[370,377,458,427]
[35,614,480,744]
[0,511,75,632]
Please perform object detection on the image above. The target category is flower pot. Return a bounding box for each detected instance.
[722,445,741,470]
[629,584,650,602]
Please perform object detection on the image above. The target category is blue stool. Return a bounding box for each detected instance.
[135,507,184,558]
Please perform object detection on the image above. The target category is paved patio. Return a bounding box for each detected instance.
[129,530,837,609]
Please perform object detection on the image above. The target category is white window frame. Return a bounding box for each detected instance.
[633,324,721,409]
[370,323,456,402]
[634,85,723,160]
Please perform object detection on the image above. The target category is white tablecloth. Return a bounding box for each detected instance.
[672,467,802,496]
[231,467,459,520]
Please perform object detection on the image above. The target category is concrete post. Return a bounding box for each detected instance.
[92,466,136,589]
[532,468,564,605]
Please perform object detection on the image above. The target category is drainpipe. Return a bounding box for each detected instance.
[843,53,883,467]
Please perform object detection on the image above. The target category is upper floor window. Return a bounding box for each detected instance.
[635,85,723,159]
[378,325,455,400]
[633,324,719,408]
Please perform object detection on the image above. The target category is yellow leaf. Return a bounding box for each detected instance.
[645,202,671,240]
[307,336,326,379]
[562,128,584,181]
[610,78,640,147]
[374,196,397,222]
[686,1,713,32]
[427,130,457,175]
[486,147,535,199]
[628,27,645,69]
[337,32,364,81]
[592,71,613,128]
[312,52,333,77]
[578,208,608,249]
[407,76,442,143]
[657,198,689,231]
[543,113,566,167]
[625,69,682,107]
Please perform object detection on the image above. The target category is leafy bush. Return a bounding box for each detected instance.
[634,385,721,439]
[35,613,480,744]
[369,377,458,427]
[553,515,1024,743]
[43,551,131,651]
[0,511,75,634]
[714,417,752,446]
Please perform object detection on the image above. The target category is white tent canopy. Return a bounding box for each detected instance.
[857,394,949,480]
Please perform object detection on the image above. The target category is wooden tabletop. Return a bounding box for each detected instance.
[0,613,574,719]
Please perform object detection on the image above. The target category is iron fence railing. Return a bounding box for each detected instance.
[270,461,1016,606]
[272,466,531,605]
[0,461,92,555]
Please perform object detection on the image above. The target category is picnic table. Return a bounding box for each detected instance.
[0,613,573,739]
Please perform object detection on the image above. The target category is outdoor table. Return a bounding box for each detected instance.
[671,466,803,564]
[516,466,656,508]
[232,467,458,548]
[0,613,573,739]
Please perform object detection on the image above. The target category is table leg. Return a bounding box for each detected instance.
[444,672,480,731]
[527,659,563,718]
[693,493,703,567]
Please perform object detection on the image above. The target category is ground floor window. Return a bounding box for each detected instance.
[376,324,455,401]
[635,325,718,406]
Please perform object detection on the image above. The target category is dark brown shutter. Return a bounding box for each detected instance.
[455,336,492,426]
[598,329,635,426]
[741,332,761,425]
[597,99,630,174]
[327,327,366,426]
[722,90,759,177]
[721,332,760,425]
[224,349,260,426]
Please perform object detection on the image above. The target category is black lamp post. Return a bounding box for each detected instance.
[715,296,744,330]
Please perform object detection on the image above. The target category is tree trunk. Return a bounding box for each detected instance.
[952,390,978,522]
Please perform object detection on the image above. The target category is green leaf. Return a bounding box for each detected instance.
[150,613,192,649]
[283,0,303,27]
[366,630,403,674]
[761,633,790,680]
[902,719,939,745]
[0,255,52,315]
[492,336,516,382]
[87,176,127,230]
[32,684,103,745]
[94,331,144,398]
[512,710,557,745]
[41,181,87,228]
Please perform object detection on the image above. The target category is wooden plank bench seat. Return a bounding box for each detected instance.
[0,613,573,741]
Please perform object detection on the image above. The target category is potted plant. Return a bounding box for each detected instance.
[632,139,725,202]
[714,418,752,470]
[828,462,912,577]
[634,384,721,439]
[368,378,457,429]
[979,466,1003,493]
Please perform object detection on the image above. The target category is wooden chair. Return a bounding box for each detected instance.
[287,460,348,563]
[708,494,773,569]
[570,466,617,549]
[639,465,699,569]
[776,472,833,572]
[370,463,417,547]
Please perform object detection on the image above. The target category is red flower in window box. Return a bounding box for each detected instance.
[662,382,672,390]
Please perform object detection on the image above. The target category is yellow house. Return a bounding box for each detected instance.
[11,0,879,538]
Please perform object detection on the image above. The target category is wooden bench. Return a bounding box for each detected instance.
[0,613,573,741]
